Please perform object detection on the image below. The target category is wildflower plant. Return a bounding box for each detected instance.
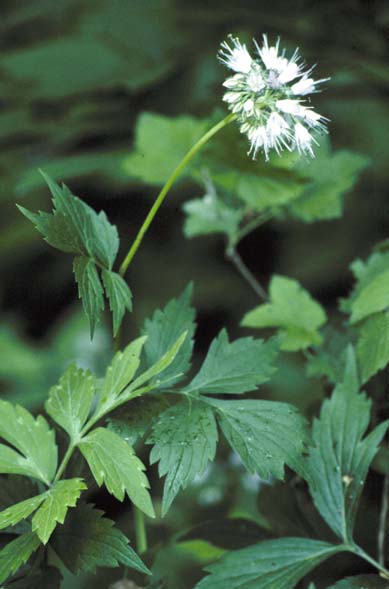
[0,31,388,589]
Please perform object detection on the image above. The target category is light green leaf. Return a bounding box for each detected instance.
[141,285,196,387]
[357,312,389,383]
[242,275,326,351]
[102,269,133,337]
[0,532,41,585]
[123,331,188,399]
[183,192,243,241]
[73,256,105,338]
[306,347,389,541]
[45,364,95,440]
[0,400,57,485]
[148,400,218,515]
[18,172,119,269]
[32,478,86,544]
[51,503,149,575]
[289,148,369,222]
[124,112,208,185]
[79,428,154,518]
[98,336,147,413]
[340,250,389,314]
[350,269,389,324]
[196,538,342,589]
[328,575,389,588]
[209,399,308,480]
[0,494,46,531]
[183,329,278,395]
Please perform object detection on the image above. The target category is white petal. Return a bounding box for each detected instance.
[294,123,315,156]
[246,69,265,92]
[276,99,303,116]
[219,37,253,74]
[278,60,301,84]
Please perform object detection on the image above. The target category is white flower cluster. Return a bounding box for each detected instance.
[219,35,329,160]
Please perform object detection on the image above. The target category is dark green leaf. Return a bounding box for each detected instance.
[148,400,218,515]
[183,192,243,241]
[184,330,278,395]
[108,395,170,446]
[102,270,133,337]
[181,518,272,550]
[196,538,342,589]
[73,256,105,338]
[357,311,389,383]
[328,576,389,588]
[209,399,308,480]
[50,503,149,575]
[142,285,196,387]
[306,347,389,541]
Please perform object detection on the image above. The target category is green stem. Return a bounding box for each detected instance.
[350,543,389,577]
[226,244,268,301]
[53,442,76,484]
[134,506,148,554]
[234,210,274,245]
[119,113,236,277]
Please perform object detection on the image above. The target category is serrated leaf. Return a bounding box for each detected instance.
[32,478,86,544]
[328,575,389,588]
[148,400,218,515]
[122,331,188,399]
[306,347,389,541]
[102,269,133,337]
[0,532,41,585]
[350,269,389,324]
[209,399,308,480]
[289,148,369,222]
[183,330,278,395]
[50,502,149,575]
[196,538,342,589]
[124,112,208,185]
[141,285,196,387]
[183,192,243,241]
[45,364,95,440]
[242,275,326,351]
[0,400,57,485]
[73,256,105,338]
[305,327,349,384]
[0,494,46,531]
[18,172,119,269]
[79,428,154,517]
[98,336,147,413]
[108,395,170,446]
[356,312,389,383]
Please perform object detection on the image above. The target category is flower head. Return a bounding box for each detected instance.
[218,34,329,160]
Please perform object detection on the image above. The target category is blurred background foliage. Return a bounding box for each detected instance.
[0,0,388,587]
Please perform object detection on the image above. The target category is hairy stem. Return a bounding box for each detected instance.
[226,244,268,301]
[378,473,389,566]
[119,113,236,277]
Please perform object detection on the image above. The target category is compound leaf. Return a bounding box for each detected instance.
[108,395,169,446]
[242,275,326,351]
[51,502,149,575]
[102,269,133,337]
[32,478,86,544]
[45,364,95,440]
[141,285,196,387]
[0,494,46,531]
[183,192,243,241]
[196,537,342,589]
[350,269,389,324]
[148,400,218,515]
[79,428,154,517]
[328,576,389,588]
[0,532,41,585]
[209,398,308,480]
[183,329,278,395]
[0,400,57,485]
[306,347,389,541]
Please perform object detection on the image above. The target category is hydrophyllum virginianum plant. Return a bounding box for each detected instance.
[0,34,388,589]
